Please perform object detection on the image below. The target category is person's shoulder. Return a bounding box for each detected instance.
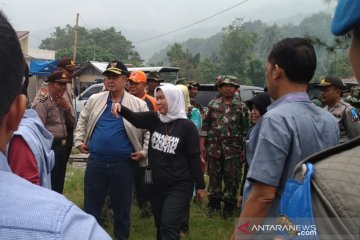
[91,91,108,99]
[126,92,148,108]
[208,97,221,107]
[0,171,73,229]
[191,107,201,115]
[180,118,198,130]
[145,94,156,101]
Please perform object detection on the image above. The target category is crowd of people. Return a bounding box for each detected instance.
[0,0,360,239]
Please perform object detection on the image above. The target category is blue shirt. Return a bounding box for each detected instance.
[244,92,339,217]
[0,152,111,239]
[89,97,134,161]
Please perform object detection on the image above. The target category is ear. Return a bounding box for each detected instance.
[4,94,26,132]
[273,64,285,80]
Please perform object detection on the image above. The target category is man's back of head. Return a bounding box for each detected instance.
[268,38,316,84]
[0,11,24,123]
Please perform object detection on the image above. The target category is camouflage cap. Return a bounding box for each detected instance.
[188,80,200,88]
[175,78,187,85]
[351,86,360,98]
[218,75,240,88]
[214,75,224,90]
[147,72,164,82]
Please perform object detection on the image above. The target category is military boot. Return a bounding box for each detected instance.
[207,199,221,218]
[222,202,234,219]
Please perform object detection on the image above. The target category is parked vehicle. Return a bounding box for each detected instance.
[73,83,104,117]
[195,84,264,107]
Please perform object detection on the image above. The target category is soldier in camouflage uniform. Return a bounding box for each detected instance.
[317,77,360,143]
[200,75,249,218]
[345,85,360,111]
[32,70,76,193]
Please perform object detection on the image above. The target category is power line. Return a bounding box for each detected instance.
[134,0,250,44]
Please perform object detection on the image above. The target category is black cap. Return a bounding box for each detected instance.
[46,70,71,83]
[316,76,346,90]
[245,92,272,116]
[103,60,129,77]
[57,57,79,71]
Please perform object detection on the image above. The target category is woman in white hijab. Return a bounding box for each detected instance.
[112,84,206,240]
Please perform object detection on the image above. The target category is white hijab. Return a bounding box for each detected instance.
[155,84,187,123]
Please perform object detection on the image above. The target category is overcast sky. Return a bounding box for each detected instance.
[1,0,335,59]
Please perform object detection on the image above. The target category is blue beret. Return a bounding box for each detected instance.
[332,0,360,36]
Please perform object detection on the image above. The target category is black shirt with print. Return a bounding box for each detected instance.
[121,105,205,190]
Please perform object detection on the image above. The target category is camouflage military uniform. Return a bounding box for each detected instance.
[200,83,249,211]
[324,98,360,143]
[345,86,360,111]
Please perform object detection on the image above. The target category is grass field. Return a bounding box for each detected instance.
[63,166,237,240]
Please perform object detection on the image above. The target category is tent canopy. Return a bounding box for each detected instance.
[30,60,58,76]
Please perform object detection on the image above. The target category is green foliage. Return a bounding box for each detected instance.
[220,19,257,83]
[40,25,143,65]
[149,11,351,84]
[244,57,265,87]
[167,43,201,80]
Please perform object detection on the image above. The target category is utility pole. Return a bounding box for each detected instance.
[73,13,79,60]
[73,13,79,102]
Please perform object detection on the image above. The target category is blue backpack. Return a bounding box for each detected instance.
[278,137,360,240]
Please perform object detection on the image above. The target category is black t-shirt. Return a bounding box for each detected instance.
[121,106,205,190]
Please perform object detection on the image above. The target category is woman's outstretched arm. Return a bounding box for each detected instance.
[112,103,158,129]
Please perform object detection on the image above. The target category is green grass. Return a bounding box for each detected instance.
[64,166,236,240]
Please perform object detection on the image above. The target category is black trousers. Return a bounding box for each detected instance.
[150,182,193,240]
[134,165,150,208]
[65,127,74,165]
[51,141,68,194]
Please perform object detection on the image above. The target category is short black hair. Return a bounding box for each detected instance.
[268,38,316,84]
[0,11,24,120]
[21,59,29,96]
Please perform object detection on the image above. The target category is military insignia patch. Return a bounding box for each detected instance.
[40,87,48,96]
[110,61,117,68]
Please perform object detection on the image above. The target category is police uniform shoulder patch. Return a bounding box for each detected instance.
[39,87,49,102]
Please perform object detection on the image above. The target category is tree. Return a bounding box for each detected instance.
[245,57,265,87]
[259,24,283,57]
[166,43,201,80]
[307,33,351,78]
[40,25,143,65]
[220,18,257,83]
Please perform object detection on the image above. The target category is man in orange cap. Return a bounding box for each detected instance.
[129,70,158,111]
[128,70,157,219]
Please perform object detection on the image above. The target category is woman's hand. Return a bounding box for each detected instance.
[196,189,206,203]
[111,102,121,117]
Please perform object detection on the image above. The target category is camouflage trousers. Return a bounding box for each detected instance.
[207,155,242,206]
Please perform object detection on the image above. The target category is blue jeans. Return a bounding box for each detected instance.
[84,156,135,240]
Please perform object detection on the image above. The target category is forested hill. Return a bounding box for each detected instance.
[148,12,350,86]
